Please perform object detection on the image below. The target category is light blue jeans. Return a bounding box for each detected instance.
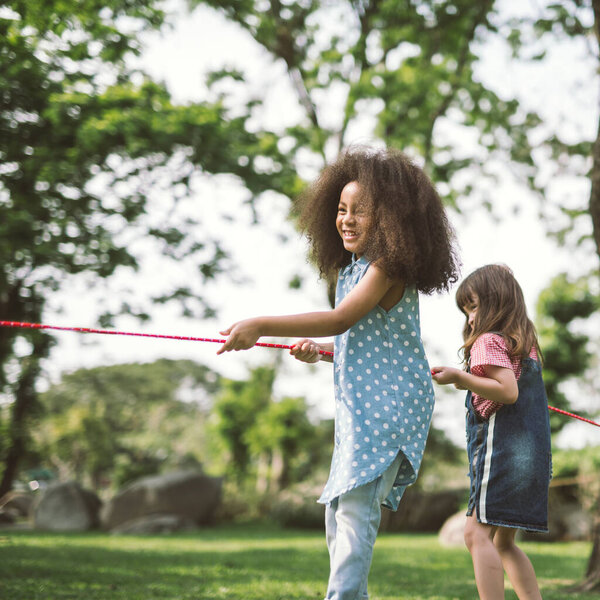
[324,452,405,600]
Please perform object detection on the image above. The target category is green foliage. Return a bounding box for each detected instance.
[191,0,544,209]
[247,395,317,488]
[211,365,333,492]
[536,273,599,432]
[552,445,600,515]
[33,359,220,489]
[0,0,299,494]
[30,359,335,497]
[503,0,599,255]
[211,366,275,480]
[553,445,600,481]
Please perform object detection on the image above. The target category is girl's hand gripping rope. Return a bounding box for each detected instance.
[217,319,261,354]
[290,339,322,363]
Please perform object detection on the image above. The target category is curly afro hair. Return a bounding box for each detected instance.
[297,145,460,294]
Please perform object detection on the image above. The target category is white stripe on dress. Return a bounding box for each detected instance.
[478,413,496,523]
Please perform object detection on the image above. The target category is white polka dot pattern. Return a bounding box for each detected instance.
[318,256,435,511]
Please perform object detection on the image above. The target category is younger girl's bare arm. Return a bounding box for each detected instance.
[431,365,518,405]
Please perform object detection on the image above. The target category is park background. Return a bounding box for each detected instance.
[1,0,600,598]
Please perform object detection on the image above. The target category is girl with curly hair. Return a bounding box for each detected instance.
[218,145,460,600]
[432,264,551,600]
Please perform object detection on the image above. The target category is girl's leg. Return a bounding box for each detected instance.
[463,515,504,600]
[324,453,403,600]
[493,527,542,600]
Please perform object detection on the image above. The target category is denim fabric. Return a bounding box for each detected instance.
[324,452,406,600]
[465,357,552,532]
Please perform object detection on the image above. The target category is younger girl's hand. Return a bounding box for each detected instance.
[217,319,261,354]
[431,366,465,389]
[290,339,321,363]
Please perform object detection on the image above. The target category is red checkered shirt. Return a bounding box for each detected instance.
[470,333,538,420]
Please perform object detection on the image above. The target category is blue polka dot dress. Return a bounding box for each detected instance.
[318,255,435,510]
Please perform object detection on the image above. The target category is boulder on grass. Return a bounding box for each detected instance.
[33,481,101,531]
[438,510,467,547]
[102,470,222,531]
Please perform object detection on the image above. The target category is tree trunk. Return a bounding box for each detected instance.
[592,0,600,265]
[582,513,600,591]
[270,448,285,493]
[591,99,600,266]
[0,334,51,498]
[577,0,600,590]
[571,502,600,591]
[255,452,270,495]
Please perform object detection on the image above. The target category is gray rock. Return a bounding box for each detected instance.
[33,481,101,531]
[102,470,222,531]
[438,510,467,547]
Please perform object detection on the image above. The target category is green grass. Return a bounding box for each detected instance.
[0,524,598,599]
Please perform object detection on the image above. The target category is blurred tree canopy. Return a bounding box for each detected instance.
[210,365,331,493]
[536,273,598,432]
[186,0,598,257]
[29,360,336,496]
[0,0,297,495]
[31,359,220,490]
[192,0,544,209]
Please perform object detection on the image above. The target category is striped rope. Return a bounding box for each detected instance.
[1,320,598,427]
[0,320,334,357]
[547,405,600,428]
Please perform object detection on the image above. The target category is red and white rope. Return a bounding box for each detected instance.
[0,320,334,357]
[1,320,597,427]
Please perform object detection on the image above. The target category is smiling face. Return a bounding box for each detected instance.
[336,181,372,257]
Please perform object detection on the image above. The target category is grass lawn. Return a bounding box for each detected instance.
[0,523,598,599]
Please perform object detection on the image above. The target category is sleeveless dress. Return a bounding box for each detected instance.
[318,255,435,510]
[466,348,552,532]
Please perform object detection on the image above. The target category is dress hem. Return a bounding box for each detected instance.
[317,448,413,511]
[466,507,549,533]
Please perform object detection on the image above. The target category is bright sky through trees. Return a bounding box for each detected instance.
[43,0,599,449]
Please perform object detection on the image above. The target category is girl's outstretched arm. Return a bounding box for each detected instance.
[431,365,518,405]
[217,264,398,355]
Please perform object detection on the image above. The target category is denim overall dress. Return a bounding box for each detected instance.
[466,357,552,532]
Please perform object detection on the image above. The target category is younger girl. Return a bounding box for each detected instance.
[432,264,552,600]
[218,146,459,599]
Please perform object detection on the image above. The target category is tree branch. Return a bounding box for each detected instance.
[589,0,600,266]
[338,0,382,151]
[423,0,495,166]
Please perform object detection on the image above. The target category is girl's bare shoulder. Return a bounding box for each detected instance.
[368,261,405,310]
